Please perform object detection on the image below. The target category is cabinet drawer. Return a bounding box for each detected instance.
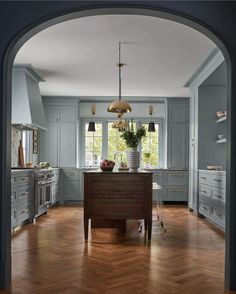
[199,193,211,204]
[164,171,188,186]
[211,199,225,227]
[164,186,188,201]
[17,201,31,224]
[11,174,17,184]
[17,174,34,187]
[210,174,226,188]
[17,186,33,201]
[199,184,211,197]
[87,198,148,218]
[11,208,17,228]
[199,199,210,217]
[212,186,225,202]
[87,178,149,198]
[199,173,211,185]
[11,185,17,201]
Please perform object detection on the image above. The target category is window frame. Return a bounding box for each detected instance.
[80,118,165,168]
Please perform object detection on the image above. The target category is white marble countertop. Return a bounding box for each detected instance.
[198,169,226,174]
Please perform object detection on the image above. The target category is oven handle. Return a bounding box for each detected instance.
[37,180,55,186]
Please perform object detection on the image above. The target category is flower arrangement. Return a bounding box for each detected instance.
[120,119,146,149]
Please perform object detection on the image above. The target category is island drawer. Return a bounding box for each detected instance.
[87,198,148,218]
[212,186,225,202]
[86,174,151,198]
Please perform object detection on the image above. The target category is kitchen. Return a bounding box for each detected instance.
[9,14,227,293]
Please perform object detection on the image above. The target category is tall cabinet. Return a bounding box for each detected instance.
[40,101,78,167]
[167,98,189,169]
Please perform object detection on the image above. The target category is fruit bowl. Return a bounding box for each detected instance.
[100,159,115,172]
[100,166,114,172]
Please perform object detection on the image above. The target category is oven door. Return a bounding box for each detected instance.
[35,181,54,217]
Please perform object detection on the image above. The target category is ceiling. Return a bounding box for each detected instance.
[14,14,216,98]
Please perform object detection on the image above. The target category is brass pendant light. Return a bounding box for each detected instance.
[107,42,132,114]
[148,105,156,132]
[112,113,128,130]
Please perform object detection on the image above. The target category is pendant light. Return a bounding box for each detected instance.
[107,42,132,114]
[88,104,96,132]
[148,105,156,132]
[112,113,128,130]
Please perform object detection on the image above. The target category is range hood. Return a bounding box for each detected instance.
[12,64,47,131]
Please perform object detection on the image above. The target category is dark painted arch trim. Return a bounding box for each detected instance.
[1,2,235,291]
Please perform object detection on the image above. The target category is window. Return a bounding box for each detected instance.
[108,123,127,163]
[85,123,102,167]
[141,123,160,168]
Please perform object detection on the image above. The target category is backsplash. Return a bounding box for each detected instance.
[11,127,21,167]
[11,127,39,167]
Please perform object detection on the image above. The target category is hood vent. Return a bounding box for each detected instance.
[12,64,47,131]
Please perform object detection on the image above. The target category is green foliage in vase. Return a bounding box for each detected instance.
[120,120,146,149]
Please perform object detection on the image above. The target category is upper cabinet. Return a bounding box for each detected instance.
[167,98,189,169]
[40,102,78,167]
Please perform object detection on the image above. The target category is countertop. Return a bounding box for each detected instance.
[198,169,226,174]
[84,169,152,174]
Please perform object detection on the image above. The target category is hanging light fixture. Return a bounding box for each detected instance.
[88,104,96,132]
[107,42,132,114]
[148,105,156,132]
[112,113,128,130]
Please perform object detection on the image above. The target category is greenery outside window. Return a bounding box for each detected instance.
[85,123,102,167]
[141,123,160,168]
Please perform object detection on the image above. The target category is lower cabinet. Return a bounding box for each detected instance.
[151,169,188,203]
[198,170,226,229]
[62,168,81,202]
[51,168,61,205]
[11,170,34,229]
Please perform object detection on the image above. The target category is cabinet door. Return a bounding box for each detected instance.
[44,105,58,121]
[59,105,76,122]
[168,106,189,122]
[40,121,58,167]
[64,179,79,201]
[59,123,76,167]
[168,123,189,169]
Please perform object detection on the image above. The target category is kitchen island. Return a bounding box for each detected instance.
[84,170,153,240]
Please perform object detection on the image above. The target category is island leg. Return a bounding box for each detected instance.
[84,216,89,240]
[148,218,152,240]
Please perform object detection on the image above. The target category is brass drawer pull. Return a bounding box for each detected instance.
[200,177,207,180]
[201,190,208,194]
[214,179,221,182]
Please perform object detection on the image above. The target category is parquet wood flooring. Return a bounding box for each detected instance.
[0,205,234,294]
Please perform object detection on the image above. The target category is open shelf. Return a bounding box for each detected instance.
[216,116,227,123]
[216,138,226,144]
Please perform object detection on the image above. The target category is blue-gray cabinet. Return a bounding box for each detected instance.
[167,99,189,169]
[150,169,188,202]
[62,168,81,202]
[198,170,225,229]
[11,170,34,229]
[40,103,78,167]
[51,168,61,205]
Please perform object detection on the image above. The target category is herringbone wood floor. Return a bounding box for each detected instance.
[1,205,234,294]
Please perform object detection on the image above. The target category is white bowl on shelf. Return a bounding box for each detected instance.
[207,165,223,171]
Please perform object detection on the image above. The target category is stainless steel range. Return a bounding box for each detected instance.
[34,169,55,220]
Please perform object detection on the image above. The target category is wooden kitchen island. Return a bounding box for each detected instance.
[84,170,153,240]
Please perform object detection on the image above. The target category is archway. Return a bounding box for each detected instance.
[1,5,233,291]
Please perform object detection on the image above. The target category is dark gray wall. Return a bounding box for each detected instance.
[1,1,236,291]
[198,86,227,169]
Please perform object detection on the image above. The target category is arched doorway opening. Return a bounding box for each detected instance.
[2,6,233,291]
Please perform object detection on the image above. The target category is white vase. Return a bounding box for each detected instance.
[127,148,140,172]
